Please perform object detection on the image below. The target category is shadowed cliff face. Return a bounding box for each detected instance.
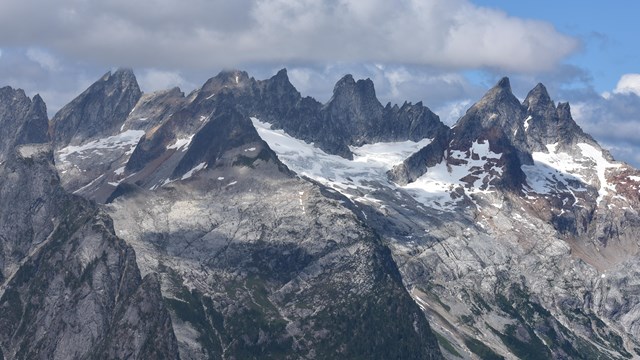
[0,87,179,360]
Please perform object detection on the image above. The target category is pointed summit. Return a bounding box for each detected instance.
[16,94,49,146]
[272,68,289,81]
[497,76,511,90]
[523,83,554,113]
[333,74,356,90]
[201,69,251,94]
[263,68,299,96]
[51,69,142,147]
[0,88,50,160]
[329,75,378,107]
[325,75,383,147]
[453,76,523,133]
[471,76,521,114]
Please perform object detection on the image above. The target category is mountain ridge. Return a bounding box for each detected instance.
[2,68,640,359]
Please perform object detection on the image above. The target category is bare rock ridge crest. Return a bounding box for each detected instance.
[2,67,640,359]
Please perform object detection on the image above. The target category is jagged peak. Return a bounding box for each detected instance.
[556,102,571,119]
[523,83,554,111]
[333,74,356,92]
[100,68,138,87]
[0,85,28,101]
[201,69,251,93]
[475,76,519,108]
[113,67,136,79]
[497,76,511,90]
[265,68,298,93]
[30,94,47,113]
[217,69,249,81]
[273,68,288,80]
[331,74,376,100]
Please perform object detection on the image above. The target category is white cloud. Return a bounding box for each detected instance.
[571,90,640,168]
[0,0,578,72]
[281,63,483,110]
[137,69,195,93]
[26,48,60,71]
[435,99,473,126]
[613,73,640,96]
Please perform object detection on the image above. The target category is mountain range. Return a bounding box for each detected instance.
[1,67,640,359]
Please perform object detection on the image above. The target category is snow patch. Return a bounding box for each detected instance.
[522,142,621,205]
[251,117,432,196]
[181,162,207,180]
[577,143,621,204]
[524,115,532,131]
[73,174,105,194]
[17,144,50,158]
[252,117,499,212]
[168,135,194,151]
[58,130,145,162]
[405,140,503,210]
[114,166,126,175]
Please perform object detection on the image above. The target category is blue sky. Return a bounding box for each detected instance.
[0,0,638,165]
[474,0,640,92]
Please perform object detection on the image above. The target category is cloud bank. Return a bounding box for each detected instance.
[0,0,578,71]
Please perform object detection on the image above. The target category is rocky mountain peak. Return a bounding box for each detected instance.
[201,69,252,94]
[324,74,383,147]
[271,68,290,84]
[452,77,524,143]
[330,74,377,104]
[0,86,31,120]
[497,76,511,89]
[51,68,142,147]
[260,68,300,99]
[16,93,49,146]
[475,76,520,110]
[524,83,553,110]
[108,68,138,87]
[0,87,50,161]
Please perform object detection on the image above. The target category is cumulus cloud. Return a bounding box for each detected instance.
[0,0,578,72]
[26,48,60,71]
[137,69,196,93]
[613,73,640,96]
[570,80,640,167]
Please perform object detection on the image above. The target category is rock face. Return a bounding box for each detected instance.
[50,69,142,147]
[0,87,49,161]
[0,88,179,359]
[244,75,640,358]
[8,68,640,359]
[47,70,445,359]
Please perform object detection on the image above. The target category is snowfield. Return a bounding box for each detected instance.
[252,117,503,211]
[58,130,145,162]
[522,142,621,204]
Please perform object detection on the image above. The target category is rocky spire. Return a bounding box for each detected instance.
[0,87,50,160]
[51,68,142,147]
